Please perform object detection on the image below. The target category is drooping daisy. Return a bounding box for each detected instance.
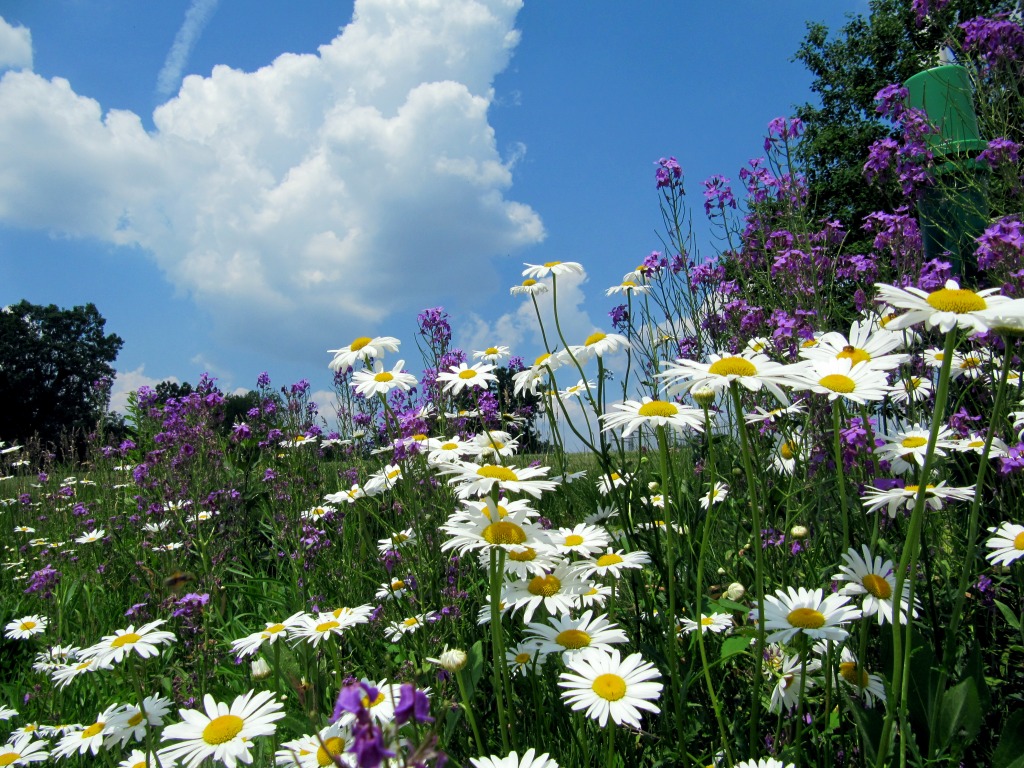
[955,433,1009,458]
[568,332,630,364]
[558,379,595,400]
[833,545,917,625]
[595,471,630,496]
[384,614,433,642]
[0,705,16,720]
[700,482,729,509]
[599,397,706,437]
[363,464,404,496]
[510,278,550,297]
[525,610,629,662]
[574,549,651,580]
[470,748,560,768]
[985,522,1024,566]
[483,544,559,579]
[289,613,357,647]
[0,733,49,765]
[50,656,113,688]
[280,434,318,448]
[890,374,933,404]
[860,481,975,518]
[159,690,285,768]
[441,462,558,499]
[605,279,650,297]
[680,612,733,635]
[437,362,498,395]
[506,641,543,675]
[81,620,176,665]
[473,345,511,363]
[835,647,886,708]
[744,401,806,425]
[350,359,418,398]
[503,564,590,624]
[230,615,300,658]
[949,349,995,381]
[548,523,611,558]
[53,704,118,758]
[4,615,47,640]
[377,528,415,556]
[790,357,890,404]
[375,578,411,601]
[74,528,106,544]
[558,647,663,728]
[759,586,862,644]
[107,695,173,747]
[658,351,795,404]
[874,279,1017,334]
[275,722,354,768]
[324,484,366,505]
[877,422,957,474]
[471,430,520,460]
[521,261,585,280]
[767,652,820,713]
[300,504,336,523]
[328,336,401,371]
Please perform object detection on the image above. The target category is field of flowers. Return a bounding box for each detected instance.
[3,10,1024,768]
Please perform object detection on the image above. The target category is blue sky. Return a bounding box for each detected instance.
[0,0,866,415]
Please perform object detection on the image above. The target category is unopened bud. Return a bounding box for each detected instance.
[790,525,810,540]
[251,658,271,680]
[691,386,716,407]
[725,582,746,601]
[428,647,468,673]
[648,481,660,493]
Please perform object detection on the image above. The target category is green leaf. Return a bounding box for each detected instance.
[847,698,882,765]
[719,636,749,660]
[468,639,485,693]
[937,677,982,750]
[993,600,1022,630]
[992,710,1024,768]
[714,598,751,614]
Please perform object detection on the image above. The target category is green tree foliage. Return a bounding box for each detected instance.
[0,300,123,449]
[794,0,1012,237]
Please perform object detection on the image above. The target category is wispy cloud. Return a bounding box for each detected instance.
[155,0,220,98]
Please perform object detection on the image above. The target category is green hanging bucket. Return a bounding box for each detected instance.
[905,64,988,158]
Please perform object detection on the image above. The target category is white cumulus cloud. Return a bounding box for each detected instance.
[0,16,32,71]
[0,0,543,364]
[110,365,177,413]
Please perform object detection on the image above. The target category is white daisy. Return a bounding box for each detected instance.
[80,620,176,665]
[985,522,1024,566]
[877,422,957,474]
[437,362,498,395]
[680,612,733,635]
[159,690,285,768]
[521,261,584,279]
[470,748,560,768]
[473,345,511,363]
[510,278,550,297]
[441,462,557,499]
[833,545,917,625]
[4,615,47,641]
[874,279,1017,334]
[658,352,795,404]
[503,564,590,624]
[574,549,651,580]
[323,484,366,505]
[106,695,173,747]
[860,481,975,517]
[767,652,820,713]
[700,482,729,508]
[0,733,49,765]
[836,647,886,708]
[328,336,401,371]
[53,705,117,758]
[759,586,862,644]
[558,648,663,728]
[525,610,629,662]
[599,397,706,437]
[384,614,433,642]
[790,358,890,404]
[548,523,611,557]
[351,359,418,397]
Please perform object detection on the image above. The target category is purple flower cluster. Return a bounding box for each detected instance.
[703,175,737,217]
[655,156,683,190]
[960,15,1024,74]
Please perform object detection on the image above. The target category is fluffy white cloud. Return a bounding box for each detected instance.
[0,16,31,71]
[0,0,542,361]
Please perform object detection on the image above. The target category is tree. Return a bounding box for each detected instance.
[793,0,1012,238]
[0,300,123,450]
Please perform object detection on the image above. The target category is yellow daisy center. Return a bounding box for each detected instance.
[203,713,244,745]
[317,737,346,766]
[534,353,551,366]
[621,281,637,288]
[596,553,624,567]
[508,547,537,562]
[707,357,756,377]
[440,442,459,450]
[901,436,927,449]
[391,580,406,590]
[482,521,527,546]
[555,629,592,649]
[112,632,141,648]
[81,721,105,739]
[818,374,856,393]
[543,261,562,267]
[840,661,870,688]
[266,623,285,634]
[20,621,36,631]
[926,287,986,313]
[780,441,797,460]
[485,347,499,355]
[316,621,340,633]
[391,533,409,543]
[387,469,401,480]
[585,331,607,346]
[350,337,372,351]
[477,465,518,481]
[361,691,386,708]
[787,607,826,629]
[0,753,21,766]
[837,346,871,365]
[564,534,584,546]
[961,356,982,368]
[862,574,893,599]
[482,504,509,520]
[374,371,394,383]
[402,618,420,628]
[130,762,146,768]
[128,712,145,727]
[701,616,715,626]
[522,279,538,287]
[458,369,478,380]
[591,673,627,701]
[638,400,678,418]
[1014,531,1024,550]
[528,574,562,596]
[515,652,532,664]
[610,472,621,482]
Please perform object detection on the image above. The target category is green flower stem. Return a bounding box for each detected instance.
[654,424,684,737]
[456,666,486,756]
[488,547,511,753]
[927,337,1015,757]
[876,328,958,768]
[605,720,616,768]
[730,382,767,750]
[832,401,852,552]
